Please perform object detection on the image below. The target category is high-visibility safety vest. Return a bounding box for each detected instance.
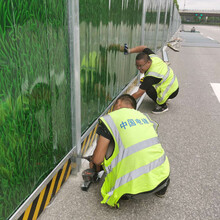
[100,108,170,207]
[144,55,179,105]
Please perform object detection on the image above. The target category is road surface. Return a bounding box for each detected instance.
[39,25,220,220]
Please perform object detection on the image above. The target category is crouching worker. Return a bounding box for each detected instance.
[90,94,170,207]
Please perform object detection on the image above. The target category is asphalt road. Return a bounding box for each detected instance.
[39,25,220,220]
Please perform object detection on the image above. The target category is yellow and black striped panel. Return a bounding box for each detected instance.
[81,125,98,155]
[81,105,114,156]
[18,159,71,220]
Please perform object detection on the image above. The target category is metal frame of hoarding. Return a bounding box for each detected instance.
[162,0,169,44]
[139,0,147,86]
[168,0,174,41]
[9,0,81,219]
[154,0,161,52]
[141,0,146,45]
[69,0,81,173]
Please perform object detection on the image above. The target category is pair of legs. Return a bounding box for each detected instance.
[146,86,179,107]
[146,86,179,113]
[120,177,170,200]
[105,142,170,200]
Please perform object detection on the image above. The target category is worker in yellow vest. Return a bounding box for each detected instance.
[124,45,179,114]
[90,94,170,207]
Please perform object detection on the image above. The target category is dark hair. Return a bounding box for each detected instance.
[115,94,137,109]
[136,52,152,62]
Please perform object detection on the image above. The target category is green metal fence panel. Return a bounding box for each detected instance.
[80,0,181,133]
[144,0,158,50]
[169,1,181,38]
[0,1,73,219]
[79,0,143,132]
[156,0,167,50]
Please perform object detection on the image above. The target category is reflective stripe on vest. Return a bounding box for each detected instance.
[157,74,176,103]
[145,55,170,81]
[154,67,170,90]
[146,71,164,78]
[102,114,166,202]
[103,114,161,174]
[107,154,166,201]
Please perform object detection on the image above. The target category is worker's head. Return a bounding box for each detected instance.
[135,52,152,73]
[113,94,136,111]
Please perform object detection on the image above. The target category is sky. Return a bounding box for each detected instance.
[178,0,220,10]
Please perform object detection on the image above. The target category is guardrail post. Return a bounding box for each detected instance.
[68,0,81,174]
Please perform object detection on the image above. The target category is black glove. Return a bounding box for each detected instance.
[124,43,129,55]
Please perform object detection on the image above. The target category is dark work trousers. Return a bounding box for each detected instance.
[146,86,179,107]
[120,176,170,200]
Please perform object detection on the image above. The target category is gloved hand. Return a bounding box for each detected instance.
[124,43,129,55]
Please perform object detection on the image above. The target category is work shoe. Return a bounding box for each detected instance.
[155,189,167,198]
[155,178,170,198]
[120,195,130,200]
[152,104,168,114]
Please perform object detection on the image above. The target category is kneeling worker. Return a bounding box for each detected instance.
[90,94,170,207]
[124,45,179,114]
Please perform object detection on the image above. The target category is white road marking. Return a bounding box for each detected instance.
[211,83,220,103]
[207,36,214,41]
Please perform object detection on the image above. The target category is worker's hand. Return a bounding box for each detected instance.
[89,161,102,172]
[89,161,94,169]
[124,44,129,55]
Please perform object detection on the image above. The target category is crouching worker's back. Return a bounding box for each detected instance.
[90,94,170,207]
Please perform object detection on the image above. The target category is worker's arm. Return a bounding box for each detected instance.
[90,135,110,171]
[128,45,147,54]
[132,88,146,99]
